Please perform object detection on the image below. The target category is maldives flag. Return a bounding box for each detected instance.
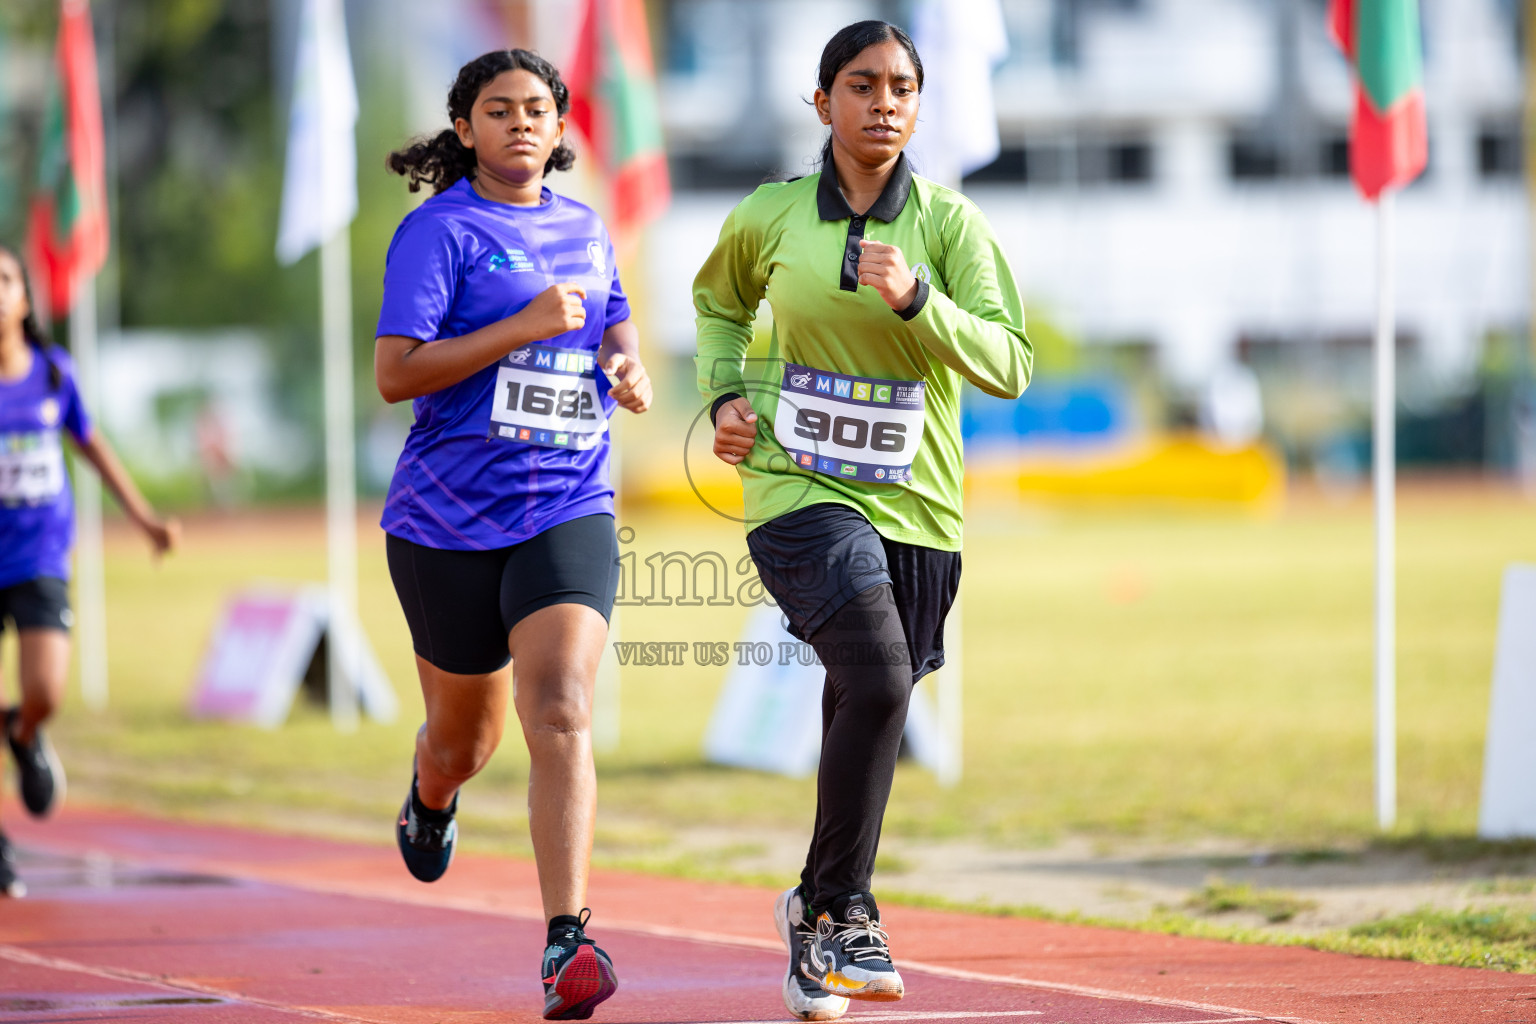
[566,0,670,246]
[1329,0,1428,201]
[27,0,108,319]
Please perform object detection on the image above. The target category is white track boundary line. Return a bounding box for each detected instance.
[17,836,1320,1024]
[0,944,389,1024]
[205,872,1318,1024]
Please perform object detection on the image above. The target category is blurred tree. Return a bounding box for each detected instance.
[112,0,286,327]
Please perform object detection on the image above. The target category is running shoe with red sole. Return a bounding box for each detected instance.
[542,911,618,1020]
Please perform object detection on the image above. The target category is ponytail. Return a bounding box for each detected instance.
[386,128,478,195]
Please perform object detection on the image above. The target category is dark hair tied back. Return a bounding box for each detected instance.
[815,22,924,169]
[387,49,576,194]
[0,244,61,391]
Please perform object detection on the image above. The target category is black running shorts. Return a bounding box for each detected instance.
[0,576,72,635]
[386,514,620,676]
[746,503,961,682]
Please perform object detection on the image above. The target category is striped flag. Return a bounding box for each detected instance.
[26,0,109,319]
[566,0,670,246]
[1329,0,1428,200]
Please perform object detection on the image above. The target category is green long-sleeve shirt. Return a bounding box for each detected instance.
[693,154,1032,551]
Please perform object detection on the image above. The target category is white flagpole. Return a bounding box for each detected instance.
[71,277,108,711]
[1373,191,1397,830]
[322,229,358,731]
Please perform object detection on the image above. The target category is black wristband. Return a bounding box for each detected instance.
[895,279,930,322]
[710,391,744,427]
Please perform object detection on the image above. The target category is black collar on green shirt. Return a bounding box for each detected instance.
[817,154,913,292]
[816,152,913,223]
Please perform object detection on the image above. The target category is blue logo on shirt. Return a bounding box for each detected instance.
[833,379,852,398]
[535,351,552,368]
[488,249,536,273]
[815,376,832,393]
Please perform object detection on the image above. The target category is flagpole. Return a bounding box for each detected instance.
[322,228,358,732]
[1373,190,1397,831]
[71,275,108,712]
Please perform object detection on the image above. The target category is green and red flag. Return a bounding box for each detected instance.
[566,0,670,248]
[26,0,109,319]
[1329,0,1428,201]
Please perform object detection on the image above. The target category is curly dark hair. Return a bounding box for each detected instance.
[0,244,61,391]
[387,49,576,194]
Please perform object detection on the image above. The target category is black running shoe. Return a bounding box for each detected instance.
[774,886,848,1020]
[802,891,903,1001]
[6,709,64,818]
[541,909,618,1020]
[0,831,26,898]
[395,772,456,882]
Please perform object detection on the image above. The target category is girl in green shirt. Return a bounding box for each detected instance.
[694,19,1032,1021]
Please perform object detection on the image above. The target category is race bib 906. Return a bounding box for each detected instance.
[0,431,66,506]
[774,362,925,484]
[488,344,608,451]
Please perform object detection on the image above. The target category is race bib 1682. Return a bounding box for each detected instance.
[487,344,608,451]
[773,362,925,484]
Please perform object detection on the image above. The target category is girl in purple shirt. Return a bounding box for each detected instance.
[375,50,649,1020]
[0,244,178,898]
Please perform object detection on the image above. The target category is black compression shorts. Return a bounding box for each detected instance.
[0,576,73,635]
[386,514,619,676]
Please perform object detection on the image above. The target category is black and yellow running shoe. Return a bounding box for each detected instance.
[802,892,904,1001]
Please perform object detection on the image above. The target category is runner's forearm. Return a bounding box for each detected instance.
[74,429,158,529]
[375,315,545,403]
[596,319,639,365]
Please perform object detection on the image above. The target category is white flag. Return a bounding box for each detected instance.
[907,0,1010,190]
[276,0,358,265]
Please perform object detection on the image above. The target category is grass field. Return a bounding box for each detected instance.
[5,482,1536,968]
[17,480,1531,846]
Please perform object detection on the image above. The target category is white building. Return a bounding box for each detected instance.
[642,0,1527,403]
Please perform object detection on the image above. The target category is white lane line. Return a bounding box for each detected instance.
[0,945,388,1024]
[15,837,1320,1024]
[692,1014,1044,1024]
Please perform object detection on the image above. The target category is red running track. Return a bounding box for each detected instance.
[1,806,1533,1024]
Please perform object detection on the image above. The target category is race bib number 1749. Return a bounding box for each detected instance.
[774,362,925,484]
[487,344,608,451]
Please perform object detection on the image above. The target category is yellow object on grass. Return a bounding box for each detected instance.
[969,435,1286,508]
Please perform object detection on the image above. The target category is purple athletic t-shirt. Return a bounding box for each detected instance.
[0,347,92,588]
[376,179,630,550]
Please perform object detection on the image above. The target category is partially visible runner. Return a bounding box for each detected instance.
[0,244,179,897]
[375,50,650,1021]
[694,21,1031,1020]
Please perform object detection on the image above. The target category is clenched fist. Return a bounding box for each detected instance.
[857,240,918,312]
[519,282,588,341]
[713,397,758,465]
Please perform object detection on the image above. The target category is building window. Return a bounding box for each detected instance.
[1229,136,1283,181]
[1320,133,1350,179]
[963,136,1153,187]
[1478,122,1522,179]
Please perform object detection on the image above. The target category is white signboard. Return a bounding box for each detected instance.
[1479,564,1536,838]
[189,586,397,728]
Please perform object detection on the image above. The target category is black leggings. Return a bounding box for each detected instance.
[798,583,914,909]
